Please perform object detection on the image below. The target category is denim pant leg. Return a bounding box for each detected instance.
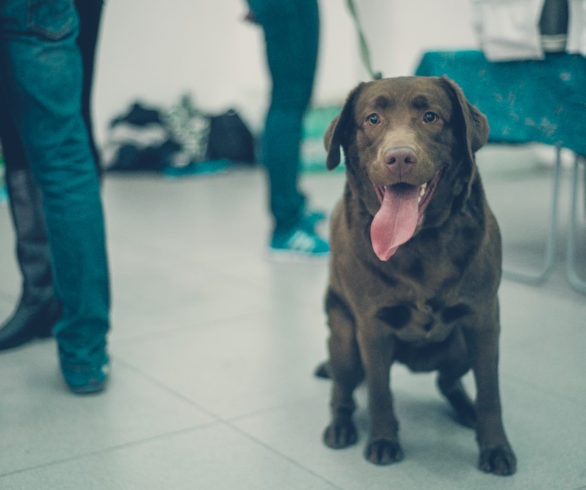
[75,0,104,172]
[248,0,320,233]
[0,0,110,366]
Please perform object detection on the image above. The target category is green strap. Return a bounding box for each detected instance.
[345,0,382,80]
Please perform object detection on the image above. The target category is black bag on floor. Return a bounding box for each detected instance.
[106,100,257,172]
[206,109,256,164]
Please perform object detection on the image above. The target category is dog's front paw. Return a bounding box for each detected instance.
[365,439,404,465]
[478,445,517,476]
[323,420,358,449]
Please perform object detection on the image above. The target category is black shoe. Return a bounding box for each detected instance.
[0,297,61,351]
[314,360,332,379]
[1,166,60,351]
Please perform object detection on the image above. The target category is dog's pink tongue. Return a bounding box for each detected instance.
[371,186,419,261]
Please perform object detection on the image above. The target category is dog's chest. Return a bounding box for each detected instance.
[342,246,471,345]
[373,294,471,345]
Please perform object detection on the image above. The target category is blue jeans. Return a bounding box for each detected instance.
[0,0,109,366]
[248,0,319,234]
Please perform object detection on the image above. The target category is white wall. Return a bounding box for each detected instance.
[93,0,479,145]
[359,0,477,77]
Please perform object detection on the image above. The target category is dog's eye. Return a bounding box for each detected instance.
[366,113,380,125]
[423,111,439,123]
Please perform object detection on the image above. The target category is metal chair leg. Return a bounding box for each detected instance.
[566,154,586,294]
[503,145,562,285]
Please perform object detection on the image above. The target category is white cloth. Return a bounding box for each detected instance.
[472,0,546,61]
[567,0,586,55]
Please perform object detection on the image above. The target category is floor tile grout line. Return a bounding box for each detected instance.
[109,306,276,347]
[115,353,333,425]
[0,346,224,480]
[112,357,343,488]
[0,422,220,480]
[221,419,343,490]
[114,354,332,428]
[0,368,340,488]
[111,356,221,420]
[223,390,329,425]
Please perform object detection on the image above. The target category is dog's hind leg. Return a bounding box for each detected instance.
[437,373,476,429]
[323,289,364,449]
[436,329,476,428]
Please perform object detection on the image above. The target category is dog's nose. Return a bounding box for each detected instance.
[383,147,417,166]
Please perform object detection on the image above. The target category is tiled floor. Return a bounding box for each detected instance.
[1,145,585,490]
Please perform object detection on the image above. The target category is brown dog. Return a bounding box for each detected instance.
[322,76,516,476]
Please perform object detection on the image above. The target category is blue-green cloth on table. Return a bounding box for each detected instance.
[415,50,586,155]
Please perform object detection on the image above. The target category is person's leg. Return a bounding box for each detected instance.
[0,112,60,350]
[0,0,104,352]
[0,0,110,392]
[75,0,104,172]
[249,0,328,255]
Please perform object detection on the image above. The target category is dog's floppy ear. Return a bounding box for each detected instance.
[324,114,341,170]
[441,76,489,159]
[324,83,365,170]
[441,77,489,205]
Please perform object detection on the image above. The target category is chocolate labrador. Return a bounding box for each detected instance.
[321,76,516,475]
